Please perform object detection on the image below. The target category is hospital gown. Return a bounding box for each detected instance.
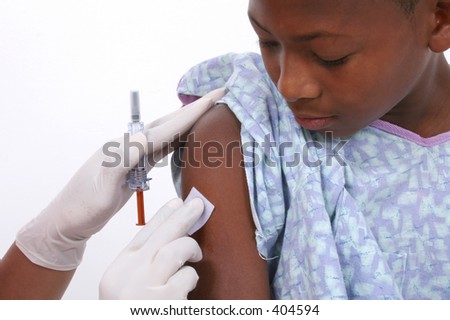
[172,52,450,299]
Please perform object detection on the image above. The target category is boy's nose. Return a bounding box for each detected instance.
[276,55,322,102]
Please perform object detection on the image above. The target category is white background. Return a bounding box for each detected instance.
[0,0,449,300]
[0,0,256,299]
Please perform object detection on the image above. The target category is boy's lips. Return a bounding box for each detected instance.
[294,115,336,130]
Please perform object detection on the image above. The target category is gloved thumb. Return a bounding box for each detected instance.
[145,87,227,154]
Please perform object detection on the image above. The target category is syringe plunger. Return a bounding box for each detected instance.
[128,91,145,135]
[130,91,141,122]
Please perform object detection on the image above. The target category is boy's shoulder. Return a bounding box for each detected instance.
[188,103,241,145]
[177,52,265,98]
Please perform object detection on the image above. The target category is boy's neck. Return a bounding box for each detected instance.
[381,54,450,138]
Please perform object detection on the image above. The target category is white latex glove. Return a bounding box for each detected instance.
[99,198,203,300]
[15,87,226,271]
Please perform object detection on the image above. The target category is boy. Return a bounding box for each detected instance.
[174,0,450,299]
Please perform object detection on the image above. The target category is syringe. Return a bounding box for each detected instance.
[127,91,150,226]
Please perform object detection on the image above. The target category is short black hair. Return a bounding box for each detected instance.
[393,0,419,15]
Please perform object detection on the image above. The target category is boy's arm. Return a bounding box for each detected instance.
[180,104,271,299]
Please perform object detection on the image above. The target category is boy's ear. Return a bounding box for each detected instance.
[429,1,450,52]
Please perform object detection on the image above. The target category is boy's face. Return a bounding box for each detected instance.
[248,0,432,137]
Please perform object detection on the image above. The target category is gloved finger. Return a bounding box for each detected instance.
[142,198,204,253]
[100,132,148,177]
[144,87,227,130]
[146,132,188,169]
[126,198,183,250]
[147,145,171,168]
[145,87,227,154]
[165,266,200,300]
[149,237,202,285]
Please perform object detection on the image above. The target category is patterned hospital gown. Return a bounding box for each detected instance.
[172,52,450,299]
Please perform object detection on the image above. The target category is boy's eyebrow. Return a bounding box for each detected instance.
[248,14,341,42]
[248,15,273,34]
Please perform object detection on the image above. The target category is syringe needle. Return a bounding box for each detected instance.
[136,190,145,226]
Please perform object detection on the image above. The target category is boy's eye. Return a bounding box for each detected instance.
[257,39,351,67]
[257,40,280,49]
[316,54,349,67]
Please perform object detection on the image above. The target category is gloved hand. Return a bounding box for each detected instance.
[99,198,203,300]
[15,87,226,271]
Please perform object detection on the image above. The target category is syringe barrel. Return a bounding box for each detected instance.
[127,90,149,192]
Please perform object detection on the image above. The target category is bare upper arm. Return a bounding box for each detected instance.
[180,104,270,299]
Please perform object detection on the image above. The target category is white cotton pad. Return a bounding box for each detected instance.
[184,187,215,235]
